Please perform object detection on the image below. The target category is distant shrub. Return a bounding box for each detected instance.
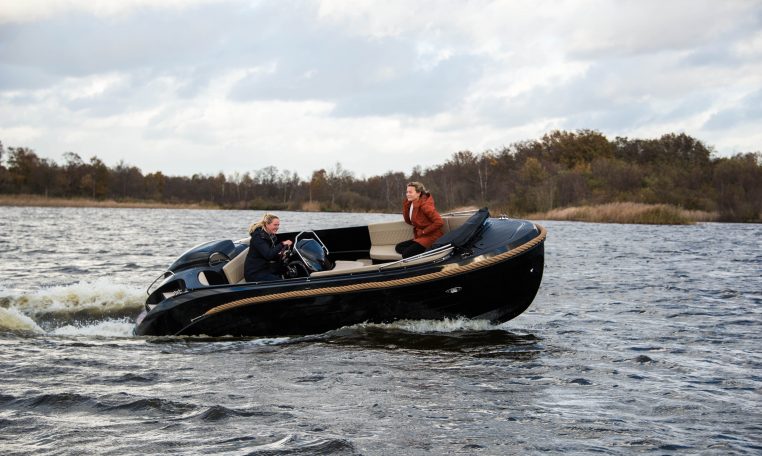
[527,202,718,225]
[300,201,321,212]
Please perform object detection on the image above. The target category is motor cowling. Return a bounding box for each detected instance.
[294,238,332,272]
[167,239,236,273]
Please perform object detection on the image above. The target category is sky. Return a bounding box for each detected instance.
[1,0,761,179]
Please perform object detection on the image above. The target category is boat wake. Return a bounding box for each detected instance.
[0,279,536,344]
[138,317,539,357]
[360,317,512,333]
[294,318,542,354]
[0,306,43,334]
[0,278,144,337]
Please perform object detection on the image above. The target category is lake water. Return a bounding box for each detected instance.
[1,207,760,455]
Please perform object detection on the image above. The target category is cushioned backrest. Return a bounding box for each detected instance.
[222,247,248,284]
[368,220,413,245]
[367,221,412,261]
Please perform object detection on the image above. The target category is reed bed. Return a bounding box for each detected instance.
[527,202,719,225]
[0,194,217,210]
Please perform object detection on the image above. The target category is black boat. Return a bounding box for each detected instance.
[133,209,546,337]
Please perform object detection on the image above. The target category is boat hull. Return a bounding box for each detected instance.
[134,241,544,337]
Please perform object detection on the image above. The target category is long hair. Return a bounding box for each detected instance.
[407,181,430,197]
[249,213,279,235]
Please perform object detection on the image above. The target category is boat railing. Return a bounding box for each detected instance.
[146,270,173,296]
[294,230,330,255]
[440,208,479,217]
[377,244,454,270]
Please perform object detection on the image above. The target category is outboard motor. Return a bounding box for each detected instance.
[167,239,237,273]
[145,239,247,307]
[295,239,331,272]
[284,231,333,278]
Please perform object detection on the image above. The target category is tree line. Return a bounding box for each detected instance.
[1,131,760,221]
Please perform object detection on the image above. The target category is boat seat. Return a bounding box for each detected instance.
[367,215,473,262]
[223,247,248,284]
[368,220,412,261]
[369,244,402,261]
[303,259,368,278]
[333,260,369,270]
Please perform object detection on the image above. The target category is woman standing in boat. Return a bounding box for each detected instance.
[244,213,293,282]
[395,182,444,258]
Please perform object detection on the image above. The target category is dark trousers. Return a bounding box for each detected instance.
[395,239,425,259]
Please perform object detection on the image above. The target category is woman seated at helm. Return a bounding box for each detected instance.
[244,213,293,282]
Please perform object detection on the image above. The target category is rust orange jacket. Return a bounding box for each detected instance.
[402,194,444,248]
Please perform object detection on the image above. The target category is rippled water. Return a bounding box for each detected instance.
[1,207,760,455]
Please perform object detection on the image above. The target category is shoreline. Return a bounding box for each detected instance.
[0,194,220,210]
[0,194,740,224]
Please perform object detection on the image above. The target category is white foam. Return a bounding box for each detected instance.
[51,318,135,337]
[1,277,144,317]
[0,307,45,334]
[360,317,500,333]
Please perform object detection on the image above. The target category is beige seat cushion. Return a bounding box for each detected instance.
[310,260,368,277]
[367,221,412,261]
[333,260,368,270]
[369,245,403,261]
[222,247,248,284]
[368,220,413,244]
[310,263,376,277]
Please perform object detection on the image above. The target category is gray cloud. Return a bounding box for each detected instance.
[230,47,483,117]
[1,0,760,177]
[703,89,762,130]
[225,11,485,117]
[1,2,483,118]
[0,4,258,85]
[475,61,653,131]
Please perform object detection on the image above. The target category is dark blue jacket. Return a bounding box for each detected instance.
[244,227,284,281]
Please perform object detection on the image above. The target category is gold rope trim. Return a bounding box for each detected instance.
[203,224,547,318]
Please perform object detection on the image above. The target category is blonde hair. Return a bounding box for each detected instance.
[407,181,430,197]
[249,213,279,234]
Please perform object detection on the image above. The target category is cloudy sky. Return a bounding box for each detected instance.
[1,0,761,178]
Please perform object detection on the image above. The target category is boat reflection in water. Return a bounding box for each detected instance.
[133,209,546,337]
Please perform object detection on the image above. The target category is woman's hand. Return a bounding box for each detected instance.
[278,240,293,261]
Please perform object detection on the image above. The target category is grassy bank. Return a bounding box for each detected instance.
[526,202,719,225]
[1,194,724,224]
[0,194,220,210]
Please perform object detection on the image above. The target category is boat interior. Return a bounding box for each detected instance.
[214,213,474,285]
